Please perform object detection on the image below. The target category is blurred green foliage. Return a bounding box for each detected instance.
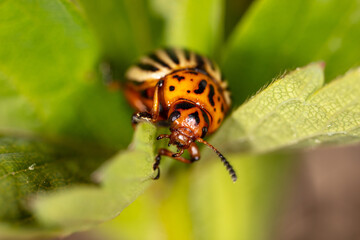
[0,0,360,239]
[223,0,360,105]
[0,0,133,149]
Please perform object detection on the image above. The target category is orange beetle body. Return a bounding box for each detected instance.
[124,48,236,182]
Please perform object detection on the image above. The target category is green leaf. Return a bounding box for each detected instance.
[0,0,133,148]
[153,0,224,56]
[223,0,360,105]
[32,123,156,233]
[210,63,360,153]
[78,0,162,74]
[0,136,106,227]
[94,153,293,240]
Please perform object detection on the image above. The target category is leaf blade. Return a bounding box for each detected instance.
[223,0,360,105]
[212,63,360,153]
[32,123,156,231]
[0,136,106,225]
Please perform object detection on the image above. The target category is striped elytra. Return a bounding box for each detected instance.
[124,48,237,182]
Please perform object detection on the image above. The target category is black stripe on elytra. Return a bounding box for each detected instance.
[201,127,208,138]
[165,48,179,64]
[220,72,226,82]
[200,109,210,125]
[195,54,205,69]
[173,75,185,81]
[137,63,159,71]
[194,80,207,94]
[175,102,195,110]
[208,59,215,70]
[149,53,171,69]
[183,49,191,61]
[208,84,215,106]
[185,70,198,75]
[169,111,181,122]
[128,80,146,85]
[188,111,200,125]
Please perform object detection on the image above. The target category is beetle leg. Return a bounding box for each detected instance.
[128,79,164,127]
[188,142,201,162]
[157,148,192,164]
[153,154,161,179]
[124,83,149,113]
[150,80,164,122]
[131,112,152,127]
[152,148,193,180]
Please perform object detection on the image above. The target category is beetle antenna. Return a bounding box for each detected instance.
[196,138,237,182]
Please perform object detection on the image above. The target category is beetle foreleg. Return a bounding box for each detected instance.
[152,148,193,180]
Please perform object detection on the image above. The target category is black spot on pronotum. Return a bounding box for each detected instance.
[194,80,207,94]
[188,111,200,125]
[169,86,175,91]
[221,104,224,112]
[175,102,195,110]
[173,75,185,81]
[201,127,208,138]
[200,109,210,125]
[149,53,171,69]
[208,84,215,106]
[169,111,181,122]
[137,63,159,71]
[187,90,190,93]
[165,48,179,64]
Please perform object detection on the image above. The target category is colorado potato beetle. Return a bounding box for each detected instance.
[124,48,237,182]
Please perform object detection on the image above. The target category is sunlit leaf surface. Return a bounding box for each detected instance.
[223,0,360,105]
[210,63,360,153]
